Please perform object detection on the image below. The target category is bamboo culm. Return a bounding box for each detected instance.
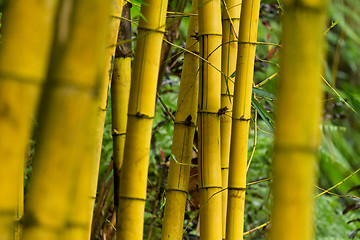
[197,0,223,239]
[226,0,261,239]
[22,0,110,239]
[0,1,58,238]
[116,0,168,239]
[161,0,199,239]
[270,0,327,239]
[220,0,242,238]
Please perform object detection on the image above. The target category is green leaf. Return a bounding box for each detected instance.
[252,88,275,100]
[251,96,275,130]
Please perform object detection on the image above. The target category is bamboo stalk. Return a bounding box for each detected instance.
[197,0,223,239]
[220,0,241,238]
[161,1,199,239]
[270,1,327,239]
[61,0,123,238]
[111,2,132,232]
[225,0,260,239]
[0,0,59,239]
[116,0,168,239]
[63,1,123,237]
[22,0,110,239]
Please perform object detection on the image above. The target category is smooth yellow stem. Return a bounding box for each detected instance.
[270,1,327,239]
[112,2,132,232]
[62,1,122,238]
[226,0,260,239]
[198,0,222,239]
[22,0,110,239]
[161,1,199,239]
[116,0,168,239]
[0,1,58,239]
[220,0,241,238]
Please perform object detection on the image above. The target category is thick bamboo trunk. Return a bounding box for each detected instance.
[197,0,223,239]
[116,0,168,239]
[270,1,327,239]
[112,2,132,232]
[220,0,241,238]
[161,1,199,239]
[225,0,260,239]
[22,0,110,239]
[0,1,58,238]
[66,0,123,238]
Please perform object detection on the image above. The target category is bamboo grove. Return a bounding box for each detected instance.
[0,0,334,239]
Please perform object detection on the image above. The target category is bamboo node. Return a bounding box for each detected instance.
[222,17,241,21]
[233,115,250,121]
[198,110,220,116]
[128,112,155,119]
[0,72,43,85]
[228,187,246,191]
[274,145,317,154]
[112,129,126,137]
[174,114,196,127]
[198,33,222,37]
[217,106,229,117]
[190,30,199,41]
[118,196,146,202]
[221,93,234,97]
[137,26,166,34]
[198,186,222,190]
[165,188,188,195]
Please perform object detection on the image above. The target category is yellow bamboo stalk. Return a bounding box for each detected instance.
[270,1,327,239]
[22,0,110,239]
[60,1,122,238]
[62,0,123,238]
[0,1,58,239]
[225,0,260,239]
[111,2,132,230]
[198,0,222,239]
[116,0,168,239]
[220,0,241,238]
[161,1,199,239]
[94,0,124,167]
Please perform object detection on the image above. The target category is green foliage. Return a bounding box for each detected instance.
[315,195,357,239]
[245,121,273,239]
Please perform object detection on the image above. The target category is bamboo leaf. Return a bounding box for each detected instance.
[252,96,275,130]
[252,87,275,100]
